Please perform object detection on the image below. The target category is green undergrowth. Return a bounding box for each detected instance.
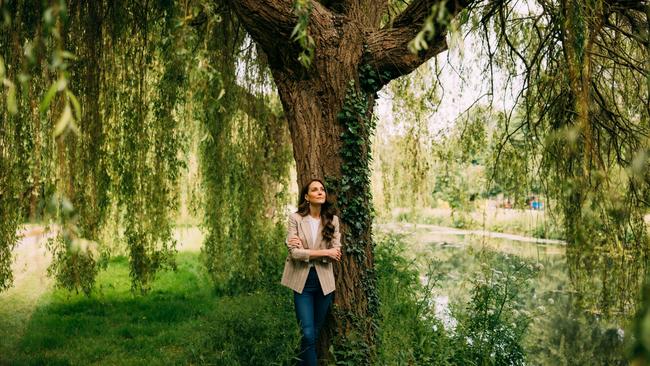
[1,252,299,366]
[375,233,537,366]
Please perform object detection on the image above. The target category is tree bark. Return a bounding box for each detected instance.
[227,0,472,363]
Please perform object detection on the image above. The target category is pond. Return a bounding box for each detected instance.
[376,222,632,365]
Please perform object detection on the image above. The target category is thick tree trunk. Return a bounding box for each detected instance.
[270,25,378,362]
[270,32,362,184]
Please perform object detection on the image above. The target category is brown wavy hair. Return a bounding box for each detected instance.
[296,179,336,246]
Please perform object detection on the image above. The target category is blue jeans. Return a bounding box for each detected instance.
[294,267,334,366]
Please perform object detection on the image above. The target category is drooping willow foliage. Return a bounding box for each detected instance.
[0,1,189,293]
[379,64,438,210]
[1,1,646,321]
[473,0,649,316]
[192,6,292,295]
[380,0,648,316]
[0,0,292,294]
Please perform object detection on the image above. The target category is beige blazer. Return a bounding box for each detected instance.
[281,212,341,295]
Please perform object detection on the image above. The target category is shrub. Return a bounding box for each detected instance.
[375,233,452,365]
[449,256,536,366]
[375,233,537,365]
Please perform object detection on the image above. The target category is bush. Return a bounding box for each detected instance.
[189,291,300,366]
[375,233,452,365]
[375,233,536,366]
[449,255,537,366]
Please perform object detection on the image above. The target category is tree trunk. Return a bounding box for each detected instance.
[270,36,379,361]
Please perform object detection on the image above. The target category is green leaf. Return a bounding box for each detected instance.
[53,103,73,137]
[68,118,80,135]
[56,76,68,91]
[290,24,300,39]
[0,56,5,79]
[66,90,82,120]
[40,83,58,112]
[59,50,77,60]
[40,77,67,113]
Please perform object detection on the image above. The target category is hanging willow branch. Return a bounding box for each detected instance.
[0,0,293,295]
[0,0,193,294]
[473,0,649,316]
[193,5,293,295]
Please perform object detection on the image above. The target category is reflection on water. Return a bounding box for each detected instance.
[377,223,637,364]
[566,244,646,319]
[432,295,457,331]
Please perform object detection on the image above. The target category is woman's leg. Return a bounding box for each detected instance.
[294,269,319,366]
[313,290,334,340]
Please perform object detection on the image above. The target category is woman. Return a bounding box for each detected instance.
[281,179,342,366]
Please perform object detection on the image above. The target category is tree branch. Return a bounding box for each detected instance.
[227,0,335,70]
[365,26,446,80]
[343,0,390,27]
[364,0,474,85]
[227,0,296,45]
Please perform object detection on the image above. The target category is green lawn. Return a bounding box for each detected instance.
[0,252,300,366]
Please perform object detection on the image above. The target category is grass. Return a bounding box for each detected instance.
[0,252,300,366]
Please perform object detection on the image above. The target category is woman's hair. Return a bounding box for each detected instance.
[296,179,336,246]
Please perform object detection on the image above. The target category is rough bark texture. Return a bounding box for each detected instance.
[227,0,471,363]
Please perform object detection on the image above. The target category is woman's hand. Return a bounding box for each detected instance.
[326,247,342,262]
[288,235,304,249]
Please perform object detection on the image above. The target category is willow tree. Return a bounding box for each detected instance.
[480,0,649,318]
[0,1,293,296]
[0,1,194,293]
[220,0,472,359]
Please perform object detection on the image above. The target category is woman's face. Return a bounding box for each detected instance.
[305,181,326,205]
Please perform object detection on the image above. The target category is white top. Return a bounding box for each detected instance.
[305,215,320,268]
[305,215,320,247]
